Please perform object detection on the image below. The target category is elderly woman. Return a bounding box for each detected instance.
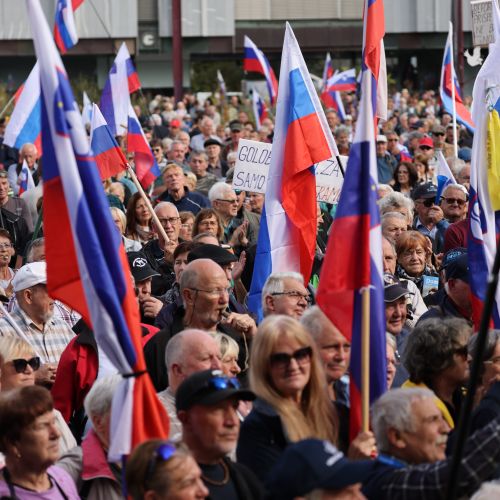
[126,192,155,244]
[0,337,77,455]
[379,191,415,228]
[0,385,79,498]
[125,440,208,500]
[237,315,338,483]
[110,207,142,252]
[402,318,472,428]
[179,211,195,241]
[192,208,224,242]
[396,230,438,296]
[386,333,398,389]
[214,333,241,378]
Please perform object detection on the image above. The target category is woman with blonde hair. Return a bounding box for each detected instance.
[237,315,337,483]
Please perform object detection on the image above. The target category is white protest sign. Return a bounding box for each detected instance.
[471,0,494,47]
[232,139,271,194]
[314,155,347,204]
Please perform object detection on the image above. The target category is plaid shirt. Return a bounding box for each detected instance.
[363,416,500,499]
[0,303,74,364]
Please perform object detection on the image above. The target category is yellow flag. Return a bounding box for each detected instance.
[487,108,500,210]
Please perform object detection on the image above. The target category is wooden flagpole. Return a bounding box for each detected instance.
[361,286,370,432]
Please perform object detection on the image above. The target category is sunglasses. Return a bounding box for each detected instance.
[441,197,467,206]
[270,346,313,369]
[144,442,177,489]
[419,146,432,151]
[12,357,41,373]
[421,199,436,208]
[454,346,468,358]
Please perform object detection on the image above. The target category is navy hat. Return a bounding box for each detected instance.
[441,247,467,270]
[384,273,412,302]
[127,252,160,282]
[411,182,437,200]
[458,147,472,162]
[446,253,469,283]
[187,244,238,266]
[204,137,222,148]
[176,370,255,412]
[267,439,376,499]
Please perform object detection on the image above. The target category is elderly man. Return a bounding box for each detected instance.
[0,262,74,386]
[205,137,227,178]
[381,211,407,244]
[176,369,263,499]
[439,184,468,223]
[157,329,222,440]
[376,135,397,184]
[7,143,39,196]
[262,271,311,320]
[144,259,256,391]
[456,163,471,191]
[190,117,218,152]
[189,151,217,197]
[222,122,243,161]
[166,140,189,168]
[158,163,210,214]
[411,182,449,253]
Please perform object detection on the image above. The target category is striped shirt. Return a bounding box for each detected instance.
[0,303,74,364]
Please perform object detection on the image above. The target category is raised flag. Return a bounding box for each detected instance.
[248,23,339,320]
[26,0,168,459]
[3,63,42,153]
[325,68,357,92]
[244,35,278,105]
[17,159,35,195]
[320,73,347,121]
[440,24,474,133]
[251,89,268,130]
[216,69,226,95]
[53,0,83,54]
[321,52,334,90]
[435,151,457,203]
[81,91,92,128]
[127,104,160,189]
[468,0,500,328]
[100,43,141,136]
[90,104,128,180]
[316,69,387,440]
[362,0,387,121]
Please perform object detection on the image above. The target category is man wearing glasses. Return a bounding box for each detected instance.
[439,184,468,224]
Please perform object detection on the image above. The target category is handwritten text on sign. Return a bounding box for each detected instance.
[231,139,347,203]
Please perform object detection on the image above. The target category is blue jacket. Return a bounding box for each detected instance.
[158,187,210,215]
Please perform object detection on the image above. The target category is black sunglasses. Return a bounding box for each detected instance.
[144,442,176,489]
[454,346,468,358]
[421,198,436,208]
[270,346,313,369]
[12,357,41,373]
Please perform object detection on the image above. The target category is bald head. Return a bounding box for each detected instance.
[180,259,226,292]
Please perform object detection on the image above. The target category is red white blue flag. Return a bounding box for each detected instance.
[252,89,268,130]
[244,35,278,105]
[53,0,83,54]
[325,68,357,92]
[90,103,127,180]
[321,52,334,90]
[26,0,168,459]
[321,70,347,121]
[317,69,387,441]
[100,43,141,136]
[127,104,160,188]
[440,24,475,133]
[248,23,338,319]
[18,159,35,196]
[3,63,42,153]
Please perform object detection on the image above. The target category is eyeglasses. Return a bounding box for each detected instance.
[144,442,177,489]
[454,346,468,358]
[441,197,467,206]
[434,132,445,136]
[484,356,500,365]
[153,148,163,153]
[216,199,238,204]
[270,346,313,369]
[271,291,312,304]
[12,357,41,373]
[158,217,180,227]
[190,287,231,298]
[0,243,13,249]
[421,199,436,208]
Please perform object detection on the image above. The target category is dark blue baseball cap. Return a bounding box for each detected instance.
[266,439,376,499]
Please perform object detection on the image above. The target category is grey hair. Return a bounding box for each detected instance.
[371,387,435,453]
[168,140,185,151]
[441,183,468,198]
[300,306,331,342]
[161,137,173,151]
[227,152,238,163]
[379,192,415,226]
[262,271,305,315]
[83,374,121,420]
[190,151,208,162]
[214,333,239,360]
[469,329,500,379]
[26,237,45,263]
[377,184,394,197]
[386,332,397,351]
[381,211,407,224]
[208,181,234,203]
[334,126,349,137]
[154,201,179,216]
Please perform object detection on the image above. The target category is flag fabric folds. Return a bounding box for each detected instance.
[26,0,168,459]
[127,104,160,189]
[321,52,334,90]
[100,42,141,136]
[243,35,278,105]
[217,69,226,95]
[90,104,128,180]
[252,89,268,130]
[316,69,387,440]
[18,159,35,195]
[435,151,457,203]
[325,68,357,92]
[440,24,474,133]
[3,63,42,153]
[53,0,83,54]
[320,73,347,121]
[81,91,92,128]
[248,23,338,320]
[468,0,500,328]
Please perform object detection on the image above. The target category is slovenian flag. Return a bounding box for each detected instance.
[18,159,35,195]
[325,68,357,92]
[26,0,168,459]
[248,23,338,320]
[252,89,268,130]
[53,0,83,54]
[435,151,457,203]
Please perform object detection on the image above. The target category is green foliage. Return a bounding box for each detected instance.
[70,73,100,106]
[191,60,244,93]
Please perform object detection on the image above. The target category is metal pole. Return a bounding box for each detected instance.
[456,0,465,90]
[172,0,183,102]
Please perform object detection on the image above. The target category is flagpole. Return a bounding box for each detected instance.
[0,94,16,120]
[126,164,170,244]
[361,286,370,432]
[449,21,459,159]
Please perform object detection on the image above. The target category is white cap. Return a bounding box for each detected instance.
[12,261,47,292]
[376,134,388,143]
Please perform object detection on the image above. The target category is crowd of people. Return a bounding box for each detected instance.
[0,84,497,499]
